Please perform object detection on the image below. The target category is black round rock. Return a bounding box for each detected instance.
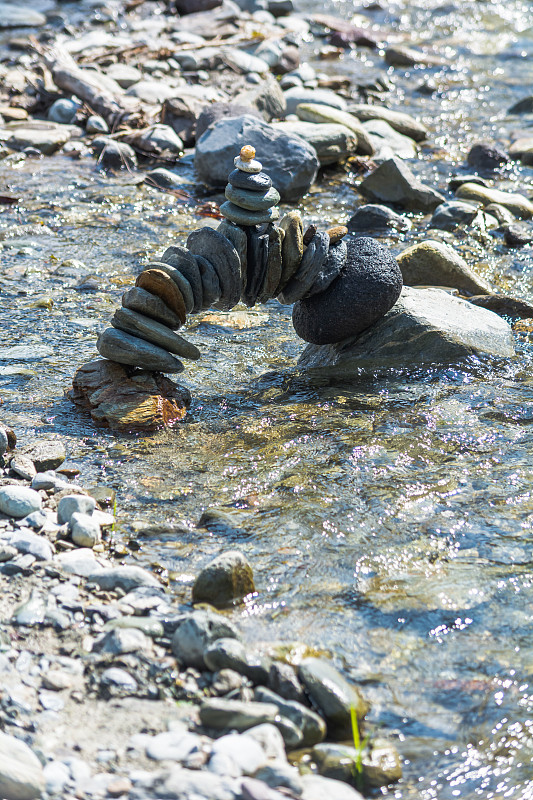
[292,237,403,345]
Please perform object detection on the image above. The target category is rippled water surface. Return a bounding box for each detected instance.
[3,0,533,795]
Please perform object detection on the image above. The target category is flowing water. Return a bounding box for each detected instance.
[2,0,533,795]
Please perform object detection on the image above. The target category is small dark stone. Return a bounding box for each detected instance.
[448,174,489,191]
[467,142,509,172]
[187,227,241,311]
[196,103,262,141]
[161,245,203,313]
[292,237,403,344]
[91,137,137,170]
[271,45,300,75]
[347,204,409,233]
[305,239,347,299]
[303,224,317,246]
[268,662,306,702]
[172,0,221,14]
[504,223,533,248]
[507,96,533,115]
[228,169,273,193]
[243,227,269,307]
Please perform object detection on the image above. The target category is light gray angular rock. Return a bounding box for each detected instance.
[93,627,152,655]
[273,121,356,165]
[171,609,240,668]
[21,440,66,471]
[156,766,238,800]
[298,286,515,372]
[210,733,267,775]
[254,686,326,746]
[0,732,44,800]
[43,761,70,796]
[359,157,444,212]
[55,548,104,577]
[101,667,138,692]
[254,763,304,795]
[283,88,347,116]
[0,486,42,519]
[397,240,492,295]
[70,512,101,548]
[57,494,96,525]
[146,730,201,762]
[429,200,480,230]
[8,124,73,155]
[200,698,280,732]
[195,115,319,202]
[204,638,269,683]
[125,124,184,159]
[7,530,53,561]
[234,76,287,121]
[0,428,8,456]
[88,565,160,591]
[295,104,374,156]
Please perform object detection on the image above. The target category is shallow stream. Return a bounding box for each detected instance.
[2,0,533,795]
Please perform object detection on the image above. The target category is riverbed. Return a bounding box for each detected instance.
[2,0,533,796]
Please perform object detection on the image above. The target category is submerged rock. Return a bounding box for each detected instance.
[69,359,190,432]
[397,240,492,295]
[298,286,515,372]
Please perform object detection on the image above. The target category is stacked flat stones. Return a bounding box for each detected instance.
[96,145,403,372]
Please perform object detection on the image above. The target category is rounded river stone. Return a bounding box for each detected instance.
[220,201,280,227]
[278,231,329,304]
[292,237,403,344]
[122,287,182,330]
[112,308,200,360]
[225,184,280,212]
[145,261,194,314]
[278,210,303,290]
[228,169,273,193]
[161,245,203,313]
[136,269,186,324]
[187,227,241,311]
[194,254,222,309]
[305,239,347,299]
[97,327,184,372]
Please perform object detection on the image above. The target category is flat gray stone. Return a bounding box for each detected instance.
[88,565,161,592]
[220,202,280,227]
[283,87,347,115]
[273,121,356,166]
[295,104,374,156]
[7,530,53,561]
[348,204,410,233]
[122,286,182,329]
[200,699,280,732]
[258,225,283,302]
[0,731,44,800]
[145,730,201,762]
[217,220,248,284]
[278,211,303,290]
[349,103,428,141]
[97,327,184,373]
[156,766,238,800]
[112,308,200,360]
[160,245,202,312]
[0,486,42,519]
[228,169,273,193]
[225,184,280,211]
[255,686,326,747]
[298,286,516,372]
[204,638,269,684]
[187,227,241,311]
[144,261,195,314]
[194,254,222,309]
[300,773,365,800]
[363,119,418,160]
[7,126,72,155]
[359,156,444,212]
[430,200,481,230]
[21,439,66,471]
[278,231,329,304]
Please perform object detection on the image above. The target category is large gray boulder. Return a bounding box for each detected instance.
[195,115,319,201]
[297,286,515,372]
[359,157,444,212]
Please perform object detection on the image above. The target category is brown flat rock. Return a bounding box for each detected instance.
[69,359,191,432]
[136,269,186,324]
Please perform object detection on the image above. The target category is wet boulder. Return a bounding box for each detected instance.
[195,114,319,201]
[298,287,515,373]
[397,240,492,295]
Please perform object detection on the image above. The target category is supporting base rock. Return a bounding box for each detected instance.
[68,360,191,432]
[298,287,515,372]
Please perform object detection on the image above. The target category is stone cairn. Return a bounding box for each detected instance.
[96,145,402,377]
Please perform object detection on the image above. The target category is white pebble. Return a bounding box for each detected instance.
[234,156,262,173]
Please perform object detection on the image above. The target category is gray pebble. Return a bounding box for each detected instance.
[0,486,42,519]
[70,512,101,548]
[57,495,96,525]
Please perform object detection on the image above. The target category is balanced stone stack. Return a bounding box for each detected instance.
[96,145,403,372]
